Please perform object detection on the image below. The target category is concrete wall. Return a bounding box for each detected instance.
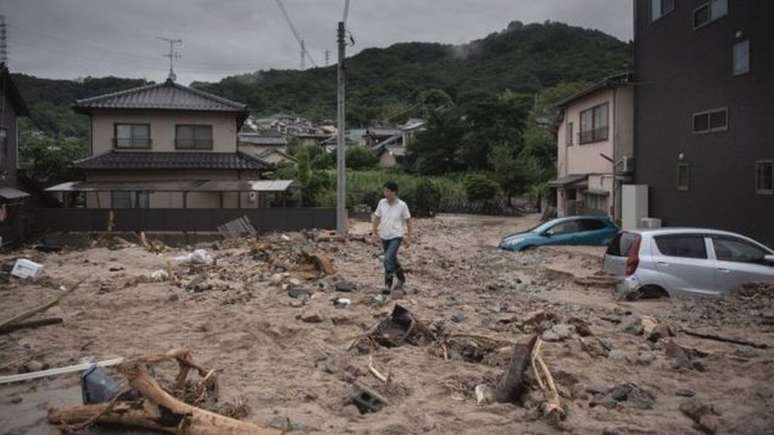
[90,110,238,155]
[557,89,615,177]
[634,0,774,247]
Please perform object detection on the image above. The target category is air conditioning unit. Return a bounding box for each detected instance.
[640,217,662,229]
[621,156,635,174]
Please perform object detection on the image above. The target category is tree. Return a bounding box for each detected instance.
[346,146,378,170]
[463,174,499,202]
[408,108,466,175]
[18,120,88,181]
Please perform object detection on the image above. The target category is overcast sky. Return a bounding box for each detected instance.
[2,0,632,85]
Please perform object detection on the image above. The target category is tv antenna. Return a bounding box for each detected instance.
[157,37,182,82]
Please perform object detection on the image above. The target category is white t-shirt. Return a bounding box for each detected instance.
[374,198,411,240]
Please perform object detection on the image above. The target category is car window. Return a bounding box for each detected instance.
[546,221,580,235]
[712,237,769,264]
[578,219,607,231]
[654,235,707,259]
[606,232,639,256]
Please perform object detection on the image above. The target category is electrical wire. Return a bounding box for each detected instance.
[273,0,318,68]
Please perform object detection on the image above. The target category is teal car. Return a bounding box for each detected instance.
[499,216,619,252]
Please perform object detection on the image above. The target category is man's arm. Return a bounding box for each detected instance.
[372,215,381,243]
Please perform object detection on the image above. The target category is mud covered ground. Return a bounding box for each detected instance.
[1,214,773,435]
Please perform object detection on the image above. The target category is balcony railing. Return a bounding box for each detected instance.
[113,137,152,149]
[578,126,609,145]
[175,139,214,150]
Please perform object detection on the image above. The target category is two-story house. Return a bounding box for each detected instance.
[47,78,292,209]
[0,64,31,245]
[549,73,634,221]
[632,0,773,246]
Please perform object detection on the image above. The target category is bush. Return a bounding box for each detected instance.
[346,146,379,170]
[464,174,499,202]
[413,179,442,217]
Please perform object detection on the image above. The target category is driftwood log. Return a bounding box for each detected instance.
[48,348,279,435]
[0,278,85,331]
[495,334,538,403]
[0,317,63,334]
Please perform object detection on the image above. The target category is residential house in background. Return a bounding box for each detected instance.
[549,73,634,219]
[46,78,293,209]
[0,64,31,244]
[371,119,426,168]
[238,130,295,166]
[632,0,774,246]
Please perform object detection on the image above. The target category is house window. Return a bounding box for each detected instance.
[651,0,675,21]
[579,103,609,144]
[692,108,727,134]
[733,40,750,75]
[693,0,728,29]
[114,124,151,149]
[176,125,213,150]
[566,122,574,146]
[111,191,150,208]
[756,160,773,194]
[677,163,690,191]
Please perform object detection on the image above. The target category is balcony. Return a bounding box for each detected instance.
[175,139,214,150]
[578,126,609,145]
[113,137,152,149]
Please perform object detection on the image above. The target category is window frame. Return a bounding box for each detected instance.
[693,0,728,30]
[111,191,150,209]
[578,102,609,145]
[756,160,773,195]
[175,124,214,150]
[733,40,750,76]
[711,235,770,265]
[113,123,151,149]
[677,163,690,191]
[692,107,728,134]
[651,0,675,22]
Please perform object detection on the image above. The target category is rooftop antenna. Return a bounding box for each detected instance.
[0,15,7,65]
[157,36,182,82]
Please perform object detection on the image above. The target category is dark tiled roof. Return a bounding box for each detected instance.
[238,135,288,146]
[73,79,248,113]
[74,151,269,170]
[556,72,633,108]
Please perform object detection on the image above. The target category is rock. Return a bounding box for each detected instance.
[680,398,721,434]
[475,384,495,405]
[451,313,466,323]
[621,315,644,335]
[289,299,305,308]
[675,389,696,397]
[288,278,302,287]
[369,294,387,306]
[269,416,305,432]
[270,273,283,286]
[24,360,46,372]
[288,287,311,299]
[301,309,325,323]
[592,383,655,410]
[567,317,592,337]
[586,383,612,395]
[340,404,361,419]
[635,351,656,366]
[542,323,575,342]
[665,340,707,371]
[523,310,558,327]
[640,315,659,336]
[648,323,674,342]
[335,281,356,292]
[608,349,629,362]
[580,336,610,358]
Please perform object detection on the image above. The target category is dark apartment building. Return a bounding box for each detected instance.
[633,0,774,246]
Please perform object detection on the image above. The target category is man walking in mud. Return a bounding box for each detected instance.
[372,181,412,294]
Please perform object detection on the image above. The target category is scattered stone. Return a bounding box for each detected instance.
[270,273,283,286]
[665,340,708,371]
[301,309,325,323]
[288,288,311,299]
[369,294,387,306]
[23,360,47,372]
[451,313,466,323]
[567,317,592,337]
[541,323,575,342]
[335,281,356,293]
[608,349,629,362]
[675,389,696,397]
[635,351,656,366]
[621,315,644,335]
[475,384,495,405]
[167,294,179,302]
[591,383,656,410]
[289,299,305,308]
[523,310,558,328]
[648,323,674,342]
[579,336,610,358]
[680,398,721,434]
[269,416,305,432]
[340,404,361,419]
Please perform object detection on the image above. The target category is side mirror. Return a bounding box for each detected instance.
[765,255,774,265]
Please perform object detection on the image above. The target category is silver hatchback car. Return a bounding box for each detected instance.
[603,228,774,297]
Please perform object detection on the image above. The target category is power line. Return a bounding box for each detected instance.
[273,0,318,68]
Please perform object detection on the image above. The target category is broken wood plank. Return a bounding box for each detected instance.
[0,278,85,331]
[0,317,63,334]
[0,357,125,385]
[495,334,538,403]
[681,328,768,349]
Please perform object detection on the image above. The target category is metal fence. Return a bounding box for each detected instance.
[33,208,336,233]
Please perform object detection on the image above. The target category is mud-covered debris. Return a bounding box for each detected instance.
[680,397,721,434]
[495,334,538,403]
[351,382,389,414]
[371,305,435,348]
[664,340,708,371]
[335,281,356,292]
[541,323,575,342]
[579,336,611,358]
[590,382,656,410]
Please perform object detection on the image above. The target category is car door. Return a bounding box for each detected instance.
[576,218,613,245]
[542,220,580,246]
[709,235,774,293]
[651,234,718,296]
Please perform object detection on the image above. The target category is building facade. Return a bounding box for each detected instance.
[47,79,293,208]
[0,65,31,245]
[550,74,634,220]
[633,0,774,246]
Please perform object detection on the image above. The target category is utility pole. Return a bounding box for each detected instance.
[157,37,182,82]
[325,49,330,67]
[0,15,7,65]
[300,39,305,69]
[336,22,347,237]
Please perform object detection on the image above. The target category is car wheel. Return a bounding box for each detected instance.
[638,285,669,299]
